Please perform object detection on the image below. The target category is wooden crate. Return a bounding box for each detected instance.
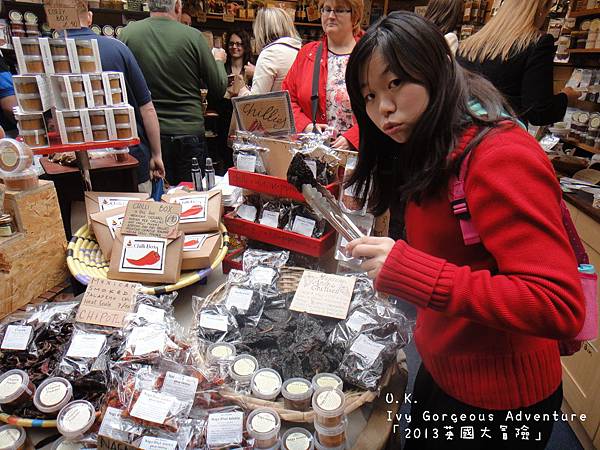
[0,180,68,317]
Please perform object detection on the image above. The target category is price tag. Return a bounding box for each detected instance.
[237,154,257,172]
[250,266,275,285]
[161,372,199,403]
[139,438,178,450]
[225,287,254,312]
[66,333,106,359]
[128,326,166,356]
[346,311,378,333]
[259,210,279,228]
[350,334,385,365]
[200,313,229,332]
[207,412,244,446]
[130,390,175,425]
[1,325,32,351]
[136,304,166,324]
[306,160,317,179]
[237,205,257,222]
[292,216,316,237]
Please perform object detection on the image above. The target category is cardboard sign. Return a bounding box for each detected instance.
[76,278,137,328]
[44,0,86,30]
[121,201,181,239]
[98,435,141,450]
[290,271,356,319]
[232,91,296,136]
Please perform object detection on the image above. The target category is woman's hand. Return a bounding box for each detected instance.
[562,86,582,104]
[244,62,255,79]
[331,136,352,149]
[227,74,245,97]
[346,236,396,279]
[303,123,328,133]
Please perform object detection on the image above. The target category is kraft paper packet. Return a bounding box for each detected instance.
[107,231,184,284]
[89,206,127,259]
[182,232,222,270]
[85,192,150,225]
[161,190,222,234]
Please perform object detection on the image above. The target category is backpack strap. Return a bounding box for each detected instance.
[311,43,323,132]
[560,200,589,265]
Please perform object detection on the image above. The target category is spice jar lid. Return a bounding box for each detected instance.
[102,25,115,37]
[61,92,86,98]
[0,138,33,173]
[246,408,281,441]
[49,39,67,46]
[207,342,236,363]
[61,111,81,118]
[56,400,95,439]
[19,37,39,45]
[0,214,13,225]
[229,354,258,382]
[251,368,282,398]
[23,12,38,25]
[313,416,347,436]
[91,125,108,131]
[116,124,132,129]
[92,90,105,95]
[75,39,93,48]
[51,436,88,450]
[282,378,313,401]
[0,369,33,404]
[34,377,73,414]
[23,55,42,61]
[78,56,96,62]
[65,126,84,132]
[0,425,26,450]
[52,55,70,61]
[9,11,23,22]
[282,427,314,450]
[87,109,106,116]
[311,373,343,391]
[312,387,346,417]
[91,25,102,35]
[110,88,122,94]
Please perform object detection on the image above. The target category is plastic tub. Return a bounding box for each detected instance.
[75,40,94,56]
[0,370,35,407]
[246,408,281,449]
[0,139,33,173]
[110,88,123,104]
[52,56,71,74]
[51,436,87,450]
[311,373,343,392]
[62,92,86,109]
[312,387,345,428]
[207,342,236,364]
[24,55,44,73]
[0,425,27,450]
[56,400,95,439]
[2,168,39,191]
[91,125,108,142]
[314,417,347,449]
[60,75,84,93]
[229,354,258,384]
[13,79,38,95]
[78,56,97,73]
[33,377,73,414]
[282,378,313,411]
[17,92,42,111]
[106,73,121,89]
[49,39,68,56]
[112,108,131,124]
[20,129,48,148]
[313,432,345,450]
[19,37,40,55]
[92,90,105,106]
[116,124,133,139]
[251,368,282,400]
[16,112,44,131]
[88,110,106,126]
[89,74,103,90]
[62,111,82,127]
[282,428,314,450]
[65,127,85,144]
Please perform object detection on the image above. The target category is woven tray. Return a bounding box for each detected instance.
[200,267,398,423]
[67,223,230,295]
[0,411,101,428]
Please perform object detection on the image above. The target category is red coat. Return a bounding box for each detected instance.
[376,125,585,410]
[282,36,360,148]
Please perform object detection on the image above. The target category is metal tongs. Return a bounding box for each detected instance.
[301,183,364,242]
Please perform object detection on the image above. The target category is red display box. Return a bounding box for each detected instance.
[228,168,339,203]
[222,247,245,274]
[26,132,140,156]
[223,212,336,257]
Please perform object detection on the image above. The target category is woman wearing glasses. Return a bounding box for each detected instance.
[282,0,363,149]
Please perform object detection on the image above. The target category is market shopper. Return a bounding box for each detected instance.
[282,0,363,149]
[345,12,585,449]
[457,0,579,125]
[120,0,228,186]
[424,0,463,54]
[67,2,165,191]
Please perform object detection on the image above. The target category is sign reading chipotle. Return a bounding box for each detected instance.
[232,91,295,136]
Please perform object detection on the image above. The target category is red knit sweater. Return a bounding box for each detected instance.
[375,125,585,410]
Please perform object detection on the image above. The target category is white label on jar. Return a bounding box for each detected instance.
[207,411,244,446]
[211,345,234,358]
[254,371,280,394]
[316,376,341,389]
[225,287,254,312]
[128,326,166,356]
[305,160,317,179]
[251,412,277,433]
[199,312,229,332]
[62,403,92,432]
[40,381,68,407]
[316,390,343,411]
[292,216,316,237]
[286,432,311,450]
[237,154,257,172]
[233,358,256,376]
[99,407,128,441]
[98,196,139,212]
[130,390,175,424]
[350,334,386,365]
[0,374,23,398]
[250,266,275,285]
[1,325,33,350]
[161,372,198,403]
[0,428,20,446]
[0,147,18,169]
[259,210,279,228]
[286,381,310,395]
[66,333,106,358]
[139,437,177,450]
[136,304,166,324]
[346,311,378,334]
[237,204,257,222]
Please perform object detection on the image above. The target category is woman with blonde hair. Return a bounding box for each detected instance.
[234,7,302,96]
[457,0,579,125]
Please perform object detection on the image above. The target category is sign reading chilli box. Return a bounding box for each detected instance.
[232,91,296,136]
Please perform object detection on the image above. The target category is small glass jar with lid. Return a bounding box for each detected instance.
[0,214,16,237]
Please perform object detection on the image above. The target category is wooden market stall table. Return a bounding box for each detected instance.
[40,155,139,240]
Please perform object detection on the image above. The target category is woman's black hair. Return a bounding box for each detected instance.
[225,29,253,73]
[424,0,464,35]
[345,11,515,215]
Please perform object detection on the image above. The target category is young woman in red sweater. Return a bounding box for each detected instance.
[345,12,585,449]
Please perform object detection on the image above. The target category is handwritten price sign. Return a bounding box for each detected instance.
[232,91,296,136]
[44,0,87,30]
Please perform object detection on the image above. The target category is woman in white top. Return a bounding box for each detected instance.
[424,0,463,54]
[235,7,302,96]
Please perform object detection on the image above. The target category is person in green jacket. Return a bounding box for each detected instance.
[120,0,227,186]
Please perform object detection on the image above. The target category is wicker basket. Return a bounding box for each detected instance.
[200,267,399,423]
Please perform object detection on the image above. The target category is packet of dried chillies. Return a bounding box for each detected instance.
[129,292,178,326]
[188,406,253,450]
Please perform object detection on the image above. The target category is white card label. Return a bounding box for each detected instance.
[225,287,254,312]
[130,390,175,425]
[199,312,229,332]
[206,412,244,446]
[66,333,106,358]
[139,437,178,450]
[346,311,378,333]
[98,407,128,441]
[183,234,209,252]
[350,334,386,365]
[237,205,257,222]
[1,325,32,351]
[237,154,257,172]
[259,210,279,228]
[305,160,317,179]
[128,326,166,356]
[171,195,208,223]
[106,213,124,239]
[136,304,166,324]
[98,196,138,212]
[161,372,199,403]
[292,216,316,237]
[119,236,167,275]
[250,266,275,285]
